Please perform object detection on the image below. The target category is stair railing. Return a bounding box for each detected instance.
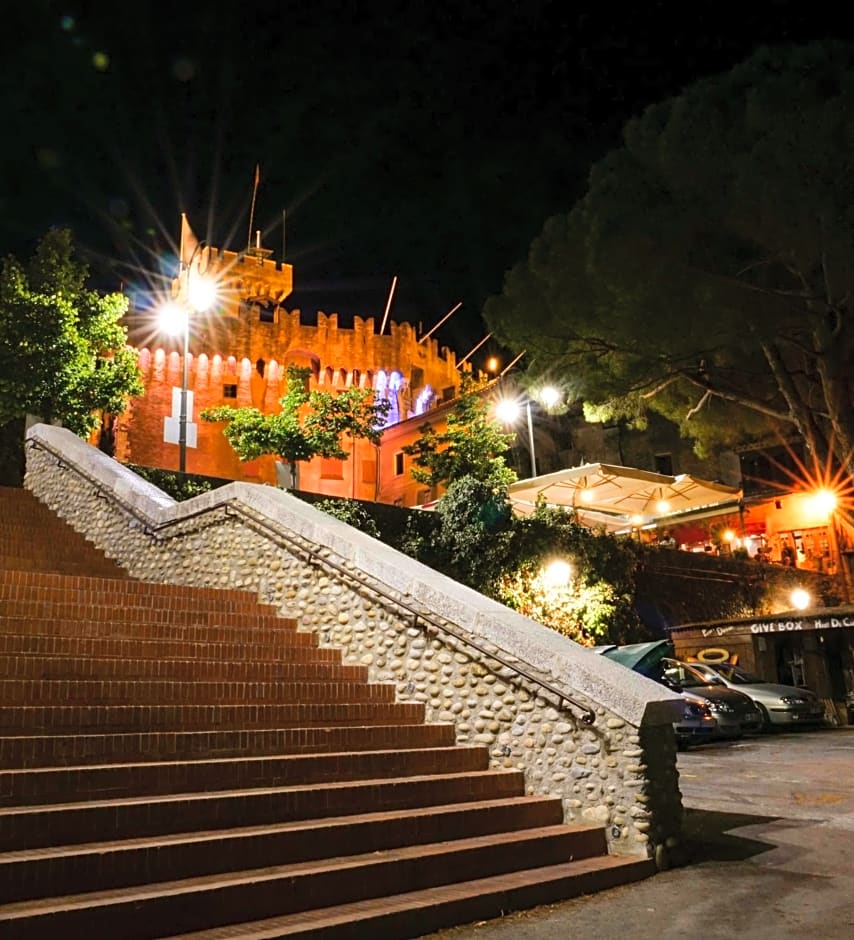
[27,437,597,725]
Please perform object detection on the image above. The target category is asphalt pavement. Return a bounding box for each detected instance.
[424,726,854,940]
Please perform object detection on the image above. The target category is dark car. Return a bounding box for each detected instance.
[596,641,763,748]
[656,658,764,739]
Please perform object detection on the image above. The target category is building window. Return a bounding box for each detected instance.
[320,458,345,480]
[394,452,405,476]
[223,384,238,399]
[258,303,276,323]
[362,459,377,484]
[654,453,674,476]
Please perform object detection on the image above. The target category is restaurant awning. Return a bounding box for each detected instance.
[507,462,742,529]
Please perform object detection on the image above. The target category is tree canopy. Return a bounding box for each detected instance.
[0,228,141,483]
[201,364,390,488]
[401,373,517,492]
[484,40,854,484]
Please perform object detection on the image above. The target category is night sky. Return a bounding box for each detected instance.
[2,1,851,361]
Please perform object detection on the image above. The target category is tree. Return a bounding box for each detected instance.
[400,481,642,645]
[0,229,142,485]
[201,364,390,488]
[314,498,380,539]
[402,373,517,492]
[484,41,854,489]
[497,502,643,645]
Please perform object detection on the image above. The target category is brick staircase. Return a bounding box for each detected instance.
[0,486,653,938]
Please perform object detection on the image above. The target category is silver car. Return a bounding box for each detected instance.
[687,661,827,729]
[658,659,764,739]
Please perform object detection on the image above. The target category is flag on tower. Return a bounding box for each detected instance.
[179,213,199,267]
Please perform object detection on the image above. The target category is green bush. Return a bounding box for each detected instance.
[314,498,381,539]
[125,465,221,502]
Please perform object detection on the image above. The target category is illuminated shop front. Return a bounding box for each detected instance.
[669,608,854,725]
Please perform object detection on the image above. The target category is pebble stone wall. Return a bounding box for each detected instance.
[24,424,684,867]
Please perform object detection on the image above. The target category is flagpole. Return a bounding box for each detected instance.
[499,351,526,376]
[379,276,397,335]
[457,333,492,367]
[247,164,260,252]
[418,302,462,344]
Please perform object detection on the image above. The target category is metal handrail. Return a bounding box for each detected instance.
[27,437,597,724]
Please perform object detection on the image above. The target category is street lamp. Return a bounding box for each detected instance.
[811,488,851,601]
[159,242,217,473]
[494,386,561,478]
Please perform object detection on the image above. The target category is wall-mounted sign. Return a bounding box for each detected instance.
[748,615,854,634]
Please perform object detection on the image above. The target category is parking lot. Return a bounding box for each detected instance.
[426,726,854,940]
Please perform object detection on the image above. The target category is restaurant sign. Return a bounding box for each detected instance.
[747,615,854,634]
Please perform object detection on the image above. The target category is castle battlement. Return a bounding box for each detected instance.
[117,231,466,493]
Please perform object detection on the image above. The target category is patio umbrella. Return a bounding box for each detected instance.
[508,462,741,526]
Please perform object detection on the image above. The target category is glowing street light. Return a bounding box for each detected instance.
[159,242,217,473]
[812,489,838,517]
[809,486,851,602]
[541,559,572,588]
[494,385,561,478]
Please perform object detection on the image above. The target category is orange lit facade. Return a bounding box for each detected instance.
[115,242,465,506]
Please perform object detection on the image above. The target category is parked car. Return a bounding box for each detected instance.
[672,690,720,748]
[595,641,761,748]
[685,661,827,729]
[656,659,764,741]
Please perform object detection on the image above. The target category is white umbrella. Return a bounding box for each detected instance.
[508,462,741,526]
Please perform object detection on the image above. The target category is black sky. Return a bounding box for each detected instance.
[2,1,850,360]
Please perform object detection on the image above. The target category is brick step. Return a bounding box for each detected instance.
[0,549,129,581]
[161,856,655,940]
[0,617,313,648]
[0,654,367,684]
[0,769,526,850]
[0,701,427,735]
[0,723,457,769]
[0,522,115,540]
[0,601,288,629]
[0,796,567,903]
[0,573,274,614]
[0,824,594,938]
[0,569,271,609]
[0,532,122,564]
[1,746,489,807]
[0,677,396,706]
[0,631,340,665]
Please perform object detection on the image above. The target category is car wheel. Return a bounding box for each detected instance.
[757,703,774,731]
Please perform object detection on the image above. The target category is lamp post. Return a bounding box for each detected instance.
[495,386,560,479]
[159,242,216,473]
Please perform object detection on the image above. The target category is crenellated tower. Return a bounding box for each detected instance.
[116,231,465,503]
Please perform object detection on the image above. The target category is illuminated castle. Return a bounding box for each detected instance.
[116,232,466,505]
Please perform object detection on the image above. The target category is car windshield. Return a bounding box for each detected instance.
[661,661,713,689]
[710,664,766,684]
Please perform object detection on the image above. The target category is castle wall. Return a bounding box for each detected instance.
[120,261,462,499]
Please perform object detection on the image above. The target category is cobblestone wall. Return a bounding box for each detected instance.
[25,423,684,866]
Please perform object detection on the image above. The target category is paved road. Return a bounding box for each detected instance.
[425,726,854,940]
